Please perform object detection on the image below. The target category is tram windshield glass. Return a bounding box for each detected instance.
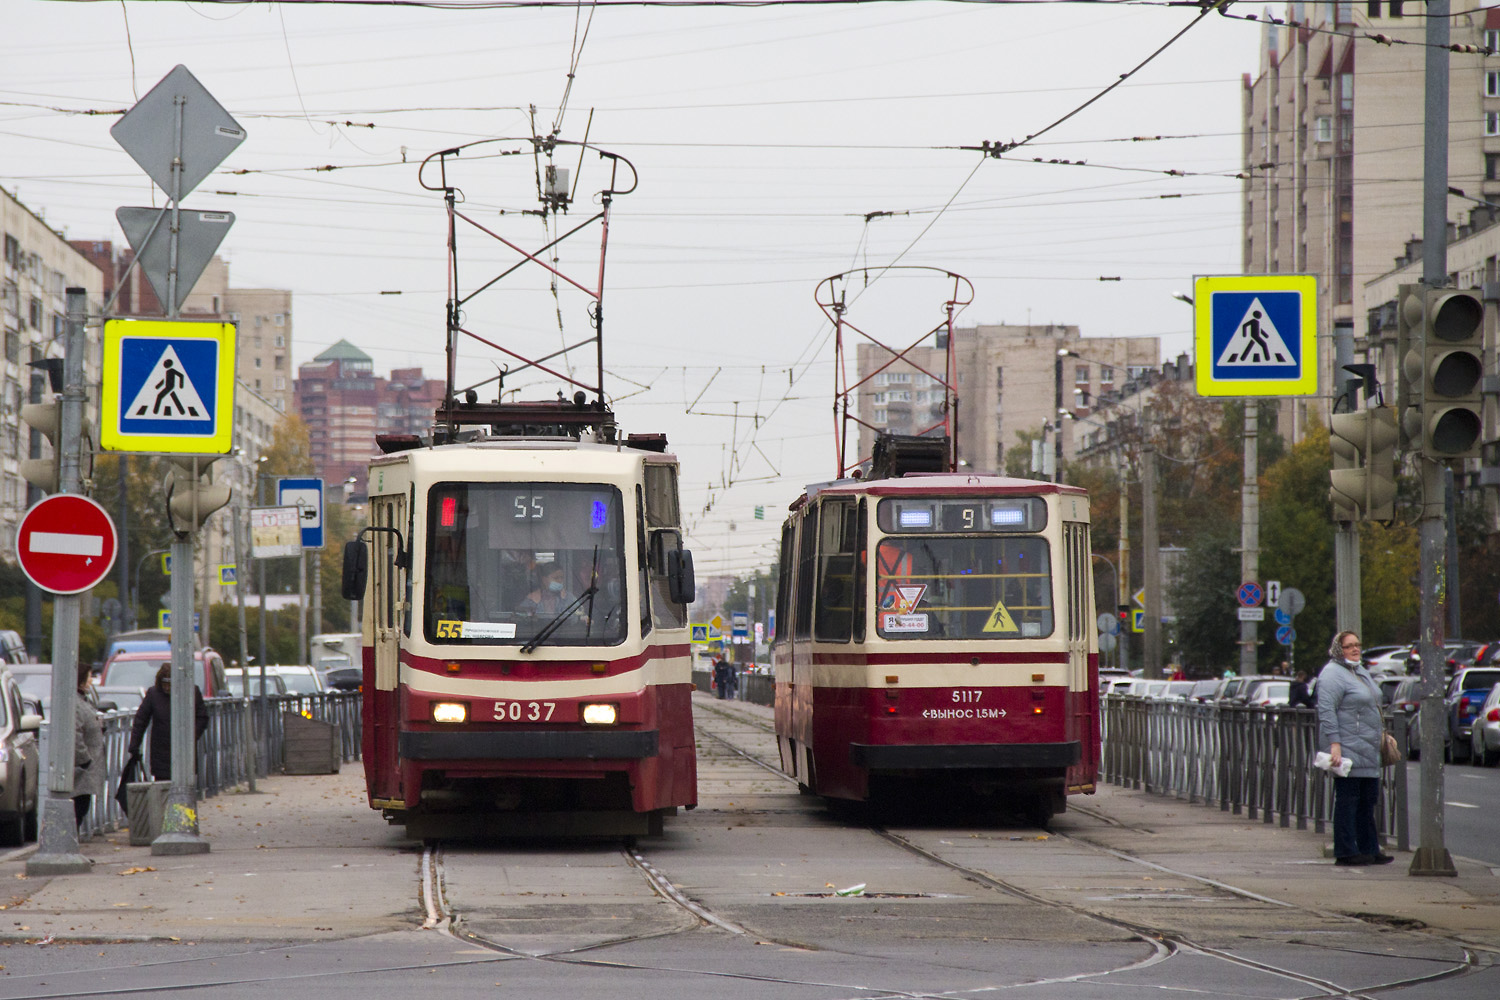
[874,535,1053,640]
[423,482,628,647]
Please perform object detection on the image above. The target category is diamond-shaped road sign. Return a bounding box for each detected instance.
[116,207,235,314]
[109,65,245,200]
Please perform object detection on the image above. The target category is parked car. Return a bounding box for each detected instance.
[265,665,325,695]
[93,684,147,713]
[1389,676,1423,758]
[1190,679,1229,703]
[1444,666,1500,762]
[321,666,362,692]
[1406,640,1479,676]
[103,628,173,662]
[1468,683,1500,767]
[224,671,289,698]
[309,633,361,674]
[1362,645,1410,673]
[1218,675,1273,704]
[1242,679,1291,707]
[99,648,231,699]
[1152,680,1198,701]
[0,630,30,666]
[7,663,54,715]
[0,667,41,846]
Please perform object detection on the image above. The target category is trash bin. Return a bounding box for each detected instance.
[282,711,341,774]
[126,781,171,846]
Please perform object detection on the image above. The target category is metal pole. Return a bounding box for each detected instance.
[154,530,208,855]
[1118,468,1130,675]
[1142,427,1161,679]
[24,357,44,660]
[117,455,131,632]
[312,543,323,657]
[232,502,255,793]
[1412,0,1457,878]
[1444,467,1460,639]
[1238,400,1259,677]
[27,287,90,875]
[298,550,308,667]
[1333,326,1361,635]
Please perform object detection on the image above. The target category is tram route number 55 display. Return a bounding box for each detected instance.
[513,494,545,518]
[494,700,556,722]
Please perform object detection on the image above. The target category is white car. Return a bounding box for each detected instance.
[266,665,326,696]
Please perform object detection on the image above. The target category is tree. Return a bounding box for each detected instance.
[1259,422,1336,671]
[1167,523,1239,674]
[1004,427,1043,478]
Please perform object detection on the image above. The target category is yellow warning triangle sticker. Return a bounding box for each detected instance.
[982,600,1018,633]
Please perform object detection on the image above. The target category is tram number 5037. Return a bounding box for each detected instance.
[494,700,556,722]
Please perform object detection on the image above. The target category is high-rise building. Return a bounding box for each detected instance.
[1242,3,1496,435]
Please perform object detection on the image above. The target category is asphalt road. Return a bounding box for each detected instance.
[0,698,1494,999]
[1417,759,1500,866]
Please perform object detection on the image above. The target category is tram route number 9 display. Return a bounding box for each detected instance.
[878,496,1047,534]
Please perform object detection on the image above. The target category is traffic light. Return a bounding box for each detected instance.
[1329,406,1398,521]
[1117,604,1130,631]
[163,456,231,535]
[19,398,60,493]
[1399,285,1485,459]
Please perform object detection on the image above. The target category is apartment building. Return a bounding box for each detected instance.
[1243,2,1496,434]
[2,188,105,553]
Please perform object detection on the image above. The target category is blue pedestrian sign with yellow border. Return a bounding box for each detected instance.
[101,319,236,454]
[1193,275,1318,397]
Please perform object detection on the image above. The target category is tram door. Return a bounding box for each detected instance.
[368,491,408,803]
[1061,520,1097,784]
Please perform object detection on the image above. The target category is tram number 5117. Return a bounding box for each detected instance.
[952,690,983,703]
[494,700,556,721]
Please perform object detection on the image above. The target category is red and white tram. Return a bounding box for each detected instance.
[343,414,699,838]
[770,470,1099,823]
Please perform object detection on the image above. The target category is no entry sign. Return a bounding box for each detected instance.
[15,495,119,594]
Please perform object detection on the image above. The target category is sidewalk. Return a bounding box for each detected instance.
[2,705,1496,949]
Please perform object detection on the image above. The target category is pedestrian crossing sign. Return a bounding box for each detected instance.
[1193,274,1318,397]
[100,319,237,453]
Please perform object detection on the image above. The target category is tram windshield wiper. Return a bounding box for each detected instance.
[520,584,600,653]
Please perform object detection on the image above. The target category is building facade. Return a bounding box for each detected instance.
[1243,2,1497,435]
[2,188,105,554]
[854,324,1160,474]
[294,343,445,498]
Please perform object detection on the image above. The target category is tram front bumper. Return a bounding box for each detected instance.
[850,741,1080,770]
[400,729,660,760]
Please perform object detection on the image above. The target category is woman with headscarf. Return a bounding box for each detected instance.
[72,662,104,830]
[127,664,208,781]
[1316,631,1394,866]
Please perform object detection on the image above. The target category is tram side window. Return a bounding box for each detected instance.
[773,523,794,646]
[874,534,1053,640]
[814,500,856,642]
[643,464,681,528]
[793,506,819,639]
[637,486,652,636]
[852,500,867,642]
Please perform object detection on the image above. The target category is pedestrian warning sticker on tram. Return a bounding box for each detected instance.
[1192,274,1317,398]
[982,600,1018,633]
[101,318,237,454]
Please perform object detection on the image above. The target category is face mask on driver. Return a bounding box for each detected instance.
[548,580,565,593]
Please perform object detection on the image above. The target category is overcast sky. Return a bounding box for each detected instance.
[3,0,1261,575]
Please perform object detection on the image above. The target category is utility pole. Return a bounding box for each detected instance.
[1118,485,1130,675]
[1332,326,1361,636]
[26,287,91,876]
[1411,0,1458,878]
[1142,413,1162,679]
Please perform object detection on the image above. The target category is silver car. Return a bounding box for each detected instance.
[1468,683,1500,767]
[0,668,41,846]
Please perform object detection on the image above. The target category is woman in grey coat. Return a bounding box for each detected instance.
[1316,631,1393,866]
[73,661,105,830]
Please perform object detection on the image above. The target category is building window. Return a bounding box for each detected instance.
[28,297,42,329]
[1100,366,1114,383]
[1488,29,1500,52]
[273,313,285,327]
[274,355,284,370]
[874,373,887,386]
[275,334,285,348]
[254,378,262,390]
[1487,153,1500,181]
[888,391,911,402]
[872,392,887,404]
[4,330,18,363]
[1315,116,1332,143]
[1074,365,1089,384]
[1488,111,1500,137]
[994,366,1003,390]
[873,408,887,423]
[274,376,285,390]
[1488,72,1500,98]
[888,372,910,384]
[254,357,262,369]
[2,234,18,269]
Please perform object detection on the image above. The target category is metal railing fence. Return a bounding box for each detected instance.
[77,691,362,838]
[1100,695,1409,850]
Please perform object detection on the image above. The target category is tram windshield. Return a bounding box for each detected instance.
[423,482,628,647]
[874,535,1053,640]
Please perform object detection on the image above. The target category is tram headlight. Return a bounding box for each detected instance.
[432,701,469,723]
[581,702,618,725]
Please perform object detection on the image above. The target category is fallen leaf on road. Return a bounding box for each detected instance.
[119,867,156,876]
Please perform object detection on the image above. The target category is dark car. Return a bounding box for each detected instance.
[1389,676,1423,758]
[1406,640,1479,676]
[1443,666,1500,763]
[0,668,41,846]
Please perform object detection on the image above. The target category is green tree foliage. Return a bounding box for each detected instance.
[1359,520,1419,647]
[1167,523,1239,674]
[1004,427,1042,478]
[1259,422,1336,671]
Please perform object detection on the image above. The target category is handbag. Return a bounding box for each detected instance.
[114,753,141,811]
[1380,731,1402,766]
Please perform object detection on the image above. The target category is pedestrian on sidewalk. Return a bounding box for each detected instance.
[73,661,104,831]
[1288,670,1316,709]
[128,664,208,781]
[1316,631,1393,867]
[712,656,731,700]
